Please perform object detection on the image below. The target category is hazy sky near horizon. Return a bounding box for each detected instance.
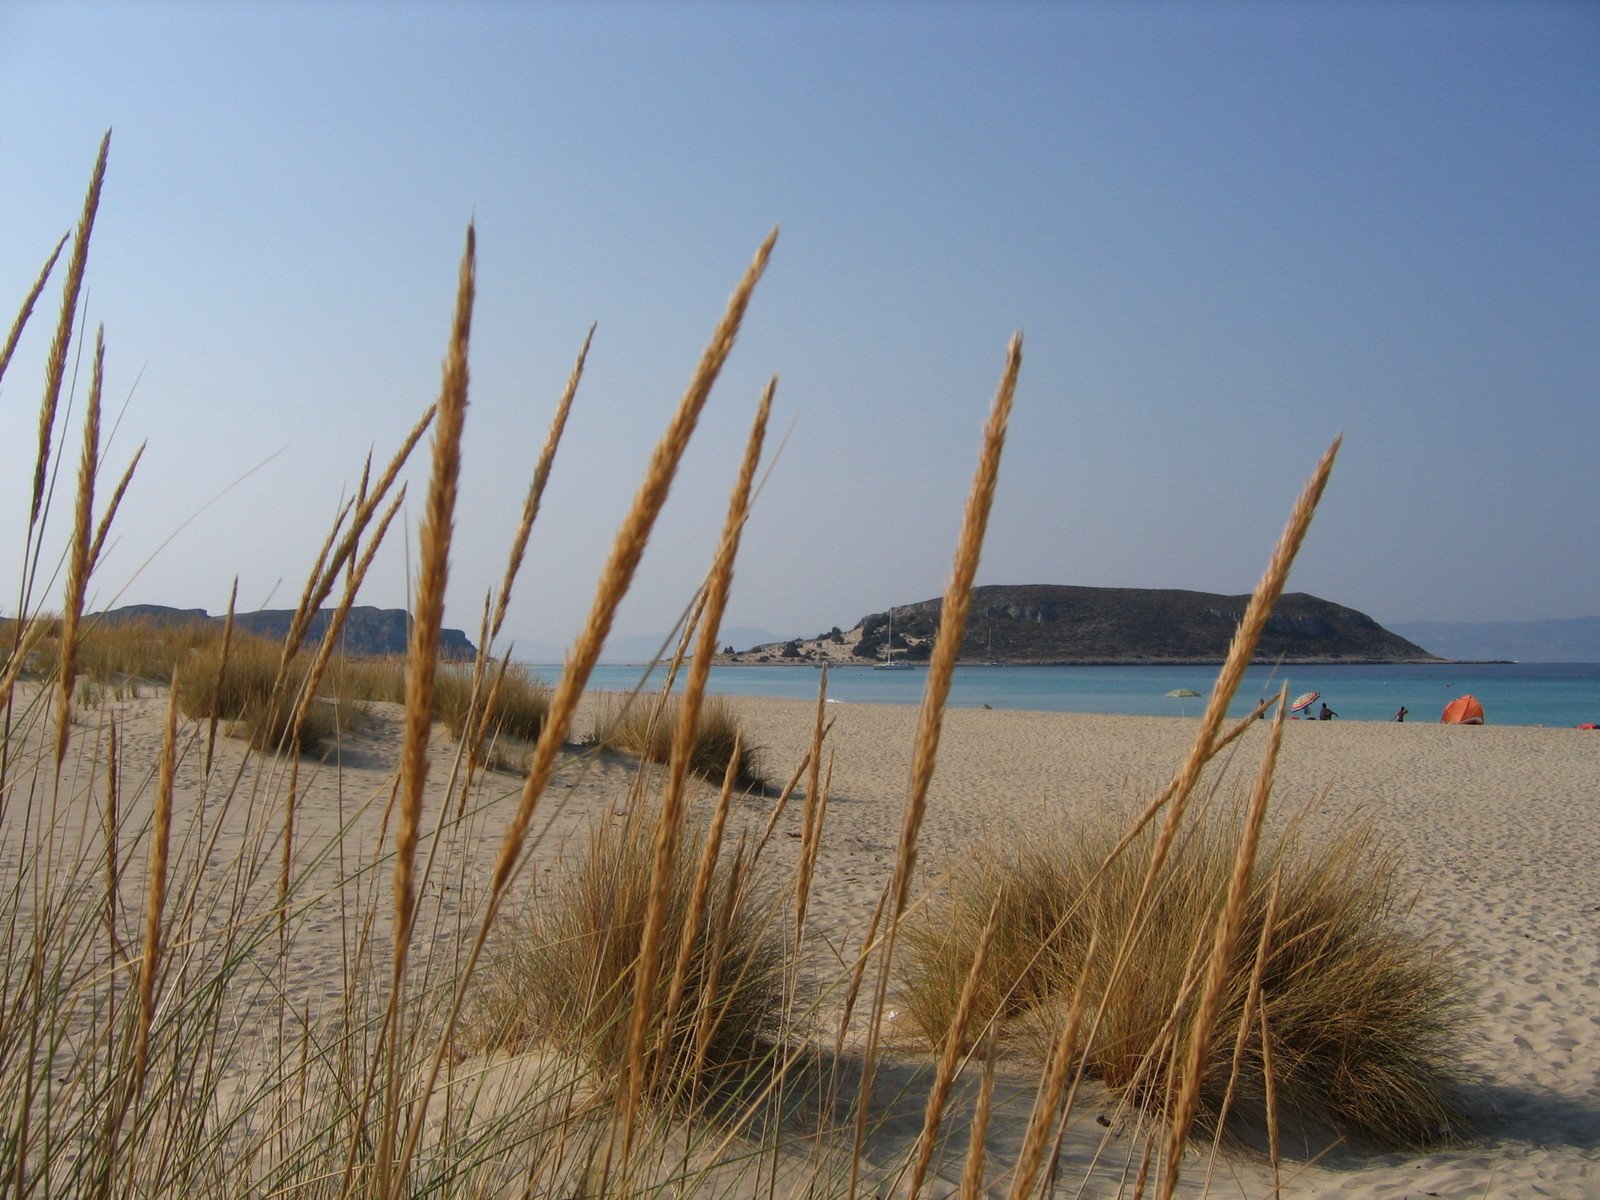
[2,1,1595,658]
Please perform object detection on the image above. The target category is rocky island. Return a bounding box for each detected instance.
[722,584,1437,666]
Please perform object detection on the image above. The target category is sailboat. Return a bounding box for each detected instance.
[981,622,1003,667]
[872,606,913,671]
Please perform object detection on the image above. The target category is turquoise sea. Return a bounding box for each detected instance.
[550,661,1600,729]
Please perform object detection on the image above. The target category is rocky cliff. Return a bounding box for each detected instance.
[98,604,478,660]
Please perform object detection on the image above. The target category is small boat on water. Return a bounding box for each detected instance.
[873,606,914,671]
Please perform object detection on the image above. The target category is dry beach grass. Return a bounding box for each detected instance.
[3,134,1595,1199]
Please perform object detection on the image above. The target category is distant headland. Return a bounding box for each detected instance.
[94,604,478,660]
[720,585,1440,666]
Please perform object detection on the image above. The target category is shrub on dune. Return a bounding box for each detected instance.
[479,806,789,1109]
[598,694,762,789]
[899,811,1471,1148]
[238,694,349,756]
[435,660,550,744]
[175,632,288,721]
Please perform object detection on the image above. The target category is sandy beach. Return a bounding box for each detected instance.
[6,685,1596,1197]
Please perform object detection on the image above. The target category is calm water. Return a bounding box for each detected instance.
[543,661,1600,728]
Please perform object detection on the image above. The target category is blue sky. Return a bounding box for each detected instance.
[2,1,1595,658]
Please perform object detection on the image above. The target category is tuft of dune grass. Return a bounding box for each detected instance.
[898,808,1472,1149]
[477,805,789,1110]
[435,660,549,743]
[597,693,763,790]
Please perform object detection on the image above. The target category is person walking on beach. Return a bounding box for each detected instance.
[1395,706,1409,722]
[1319,702,1336,720]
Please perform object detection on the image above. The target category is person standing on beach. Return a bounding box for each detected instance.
[1395,706,1409,722]
[1319,702,1336,720]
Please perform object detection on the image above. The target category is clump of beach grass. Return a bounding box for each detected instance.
[175,629,292,722]
[597,692,762,789]
[899,808,1471,1148]
[477,802,790,1110]
[435,659,550,743]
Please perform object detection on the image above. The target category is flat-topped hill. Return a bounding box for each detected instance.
[727,585,1438,665]
[96,604,478,660]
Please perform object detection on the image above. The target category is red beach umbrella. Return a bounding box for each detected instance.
[1290,690,1320,713]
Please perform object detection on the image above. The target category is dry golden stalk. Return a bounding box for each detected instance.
[450,592,494,794]
[661,586,709,699]
[1142,437,1339,891]
[383,225,474,1199]
[488,323,592,644]
[1072,695,1280,912]
[756,748,813,858]
[55,326,104,769]
[281,404,438,678]
[797,749,832,941]
[892,335,1019,919]
[350,451,372,592]
[1006,969,1087,1200]
[621,375,774,1146]
[1158,688,1288,1200]
[1132,1131,1157,1200]
[483,228,775,908]
[1204,869,1284,1189]
[0,620,46,718]
[205,578,238,777]
[395,231,776,1192]
[1257,875,1284,1199]
[279,498,353,678]
[395,226,472,932]
[87,441,144,572]
[659,730,743,1080]
[691,846,748,1077]
[103,714,121,962]
[133,683,178,1096]
[33,130,109,526]
[294,488,405,738]
[1066,440,1339,1138]
[852,334,1019,1200]
[906,893,1002,1200]
[463,648,511,788]
[278,487,406,926]
[795,664,828,941]
[0,232,67,387]
[834,882,891,1058]
[958,1030,1000,1200]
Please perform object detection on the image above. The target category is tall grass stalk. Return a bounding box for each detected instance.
[488,324,591,647]
[0,233,67,388]
[1159,684,1287,1200]
[621,376,773,1150]
[396,229,778,1192]
[905,892,1001,1200]
[852,332,1018,1197]
[31,130,107,529]
[794,665,828,945]
[205,578,238,775]
[454,326,587,786]
[381,222,474,1200]
[54,327,102,770]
